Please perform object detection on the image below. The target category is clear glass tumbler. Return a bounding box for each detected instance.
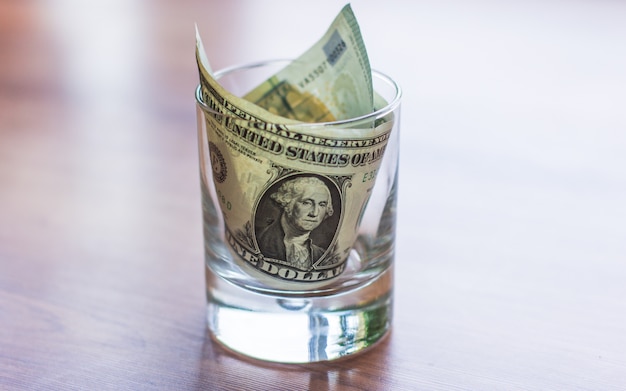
[196,60,401,363]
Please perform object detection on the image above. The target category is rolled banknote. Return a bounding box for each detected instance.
[196,5,395,289]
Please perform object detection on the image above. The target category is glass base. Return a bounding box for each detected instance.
[205,264,393,363]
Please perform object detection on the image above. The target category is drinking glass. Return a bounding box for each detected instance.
[196,60,401,363]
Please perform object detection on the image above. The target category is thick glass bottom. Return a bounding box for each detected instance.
[205,264,393,363]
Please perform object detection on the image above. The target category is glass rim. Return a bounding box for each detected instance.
[195,59,402,127]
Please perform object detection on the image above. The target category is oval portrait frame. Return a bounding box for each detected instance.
[253,172,342,266]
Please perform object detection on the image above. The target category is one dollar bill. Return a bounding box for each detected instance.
[196,5,395,289]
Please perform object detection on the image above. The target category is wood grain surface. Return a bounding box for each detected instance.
[2,1,626,390]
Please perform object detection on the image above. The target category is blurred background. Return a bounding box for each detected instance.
[1,0,626,388]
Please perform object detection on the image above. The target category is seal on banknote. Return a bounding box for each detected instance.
[208,142,227,183]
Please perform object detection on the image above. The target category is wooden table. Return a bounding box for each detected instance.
[2,1,626,389]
